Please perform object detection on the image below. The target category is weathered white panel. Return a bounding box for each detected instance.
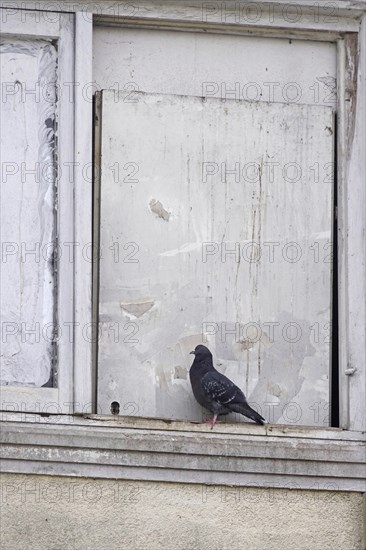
[93,27,336,106]
[4,0,364,33]
[73,12,94,413]
[0,38,57,387]
[97,91,334,425]
[342,21,366,432]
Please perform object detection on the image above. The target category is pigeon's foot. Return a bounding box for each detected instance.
[205,415,218,429]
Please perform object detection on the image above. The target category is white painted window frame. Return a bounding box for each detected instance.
[89,0,366,434]
[0,9,93,414]
[0,1,365,491]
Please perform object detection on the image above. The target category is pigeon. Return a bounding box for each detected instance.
[189,344,265,428]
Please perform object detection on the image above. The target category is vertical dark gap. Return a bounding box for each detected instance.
[91,93,102,413]
[331,114,339,427]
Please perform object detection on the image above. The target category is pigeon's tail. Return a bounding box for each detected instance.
[231,403,265,425]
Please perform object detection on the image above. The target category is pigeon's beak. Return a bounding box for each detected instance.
[189,350,195,355]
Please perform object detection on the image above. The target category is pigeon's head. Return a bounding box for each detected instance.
[190,345,212,361]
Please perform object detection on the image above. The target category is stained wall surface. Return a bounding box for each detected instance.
[0,473,364,550]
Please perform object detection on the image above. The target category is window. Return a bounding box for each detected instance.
[0,1,365,495]
[0,11,92,413]
[1,4,365,434]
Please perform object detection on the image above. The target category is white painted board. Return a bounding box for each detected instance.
[93,27,337,107]
[97,90,334,425]
[0,38,57,387]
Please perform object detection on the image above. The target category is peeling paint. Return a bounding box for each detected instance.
[159,242,200,256]
[317,75,337,96]
[173,366,187,380]
[120,299,154,318]
[344,34,359,157]
[149,198,170,221]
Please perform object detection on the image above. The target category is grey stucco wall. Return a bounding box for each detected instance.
[0,474,365,550]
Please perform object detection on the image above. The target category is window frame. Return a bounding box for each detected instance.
[0,1,365,491]
[0,10,93,414]
[90,0,366,433]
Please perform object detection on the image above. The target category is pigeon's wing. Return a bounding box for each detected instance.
[201,370,244,406]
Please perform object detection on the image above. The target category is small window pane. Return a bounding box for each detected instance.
[0,38,57,388]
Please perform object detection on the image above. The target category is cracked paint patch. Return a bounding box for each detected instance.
[149,198,170,221]
[120,299,154,318]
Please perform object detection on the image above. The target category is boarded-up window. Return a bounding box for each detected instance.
[95,90,334,425]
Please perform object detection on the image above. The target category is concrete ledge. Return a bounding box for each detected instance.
[0,415,365,492]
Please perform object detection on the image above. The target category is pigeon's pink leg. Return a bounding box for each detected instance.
[205,415,218,429]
